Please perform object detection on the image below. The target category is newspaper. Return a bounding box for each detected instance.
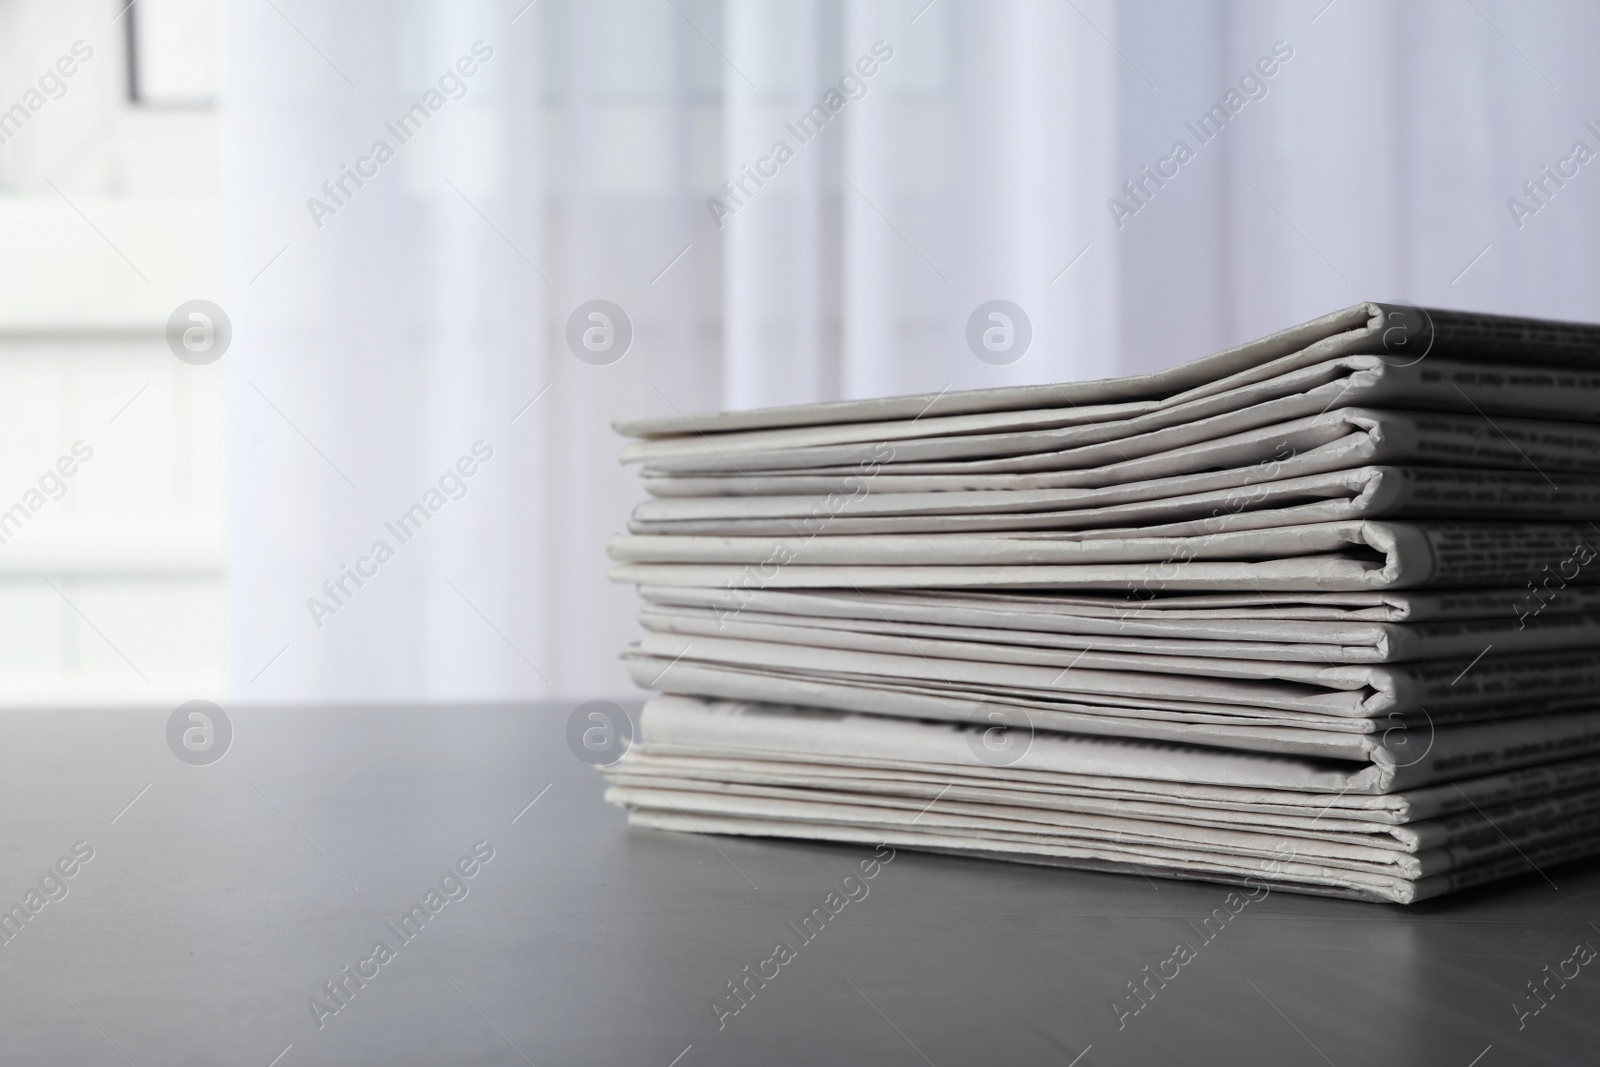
[603,747,1600,829]
[622,691,1600,802]
[639,584,1600,623]
[629,695,1600,809]
[618,803,1600,903]
[618,303,1600,440]
[620,640,1600,761]
[640,407,1600,496]
[601,696,1600,900]
[635,585,1600,662]
[626,467,1600,536]
[611,520,1600,592]
[610,782,1600,887]
[626,357,1600,474]
[636,608,1600,700]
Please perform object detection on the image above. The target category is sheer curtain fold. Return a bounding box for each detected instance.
[723,0,834,409]
[225,0,566,700]
[1117,0,1600,364]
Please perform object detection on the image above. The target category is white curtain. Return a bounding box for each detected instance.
[1111,0,1600,366]
[221,0,1600,702]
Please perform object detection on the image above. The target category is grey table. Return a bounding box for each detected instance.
[2,702,1596,1066]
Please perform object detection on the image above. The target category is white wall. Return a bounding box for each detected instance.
[0,0,225,704]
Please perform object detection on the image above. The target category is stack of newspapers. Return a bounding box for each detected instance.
[600,303,1600,903]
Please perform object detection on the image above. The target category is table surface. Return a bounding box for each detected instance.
[2,701,1597,1067]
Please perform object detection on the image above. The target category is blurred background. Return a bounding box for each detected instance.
[1,0,1596,706]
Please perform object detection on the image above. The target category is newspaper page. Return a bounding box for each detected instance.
[635,585,1600,663]
[626,357,1600,473]
[611,520,1600,592]
[618,303,1600,439]
[600,696,1600,901]
[640,407,1600,496]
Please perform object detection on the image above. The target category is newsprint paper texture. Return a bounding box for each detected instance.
[600,303,1600,901]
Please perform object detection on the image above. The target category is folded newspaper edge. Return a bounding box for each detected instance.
[633,586,1600,664]
[610,783,1600,894]
[617,303,1600,439]
[601,696,1600,902]
[629,468,1600,528]
[637,583,1600,624]
[639,408,1600,495]
[629,694,1600,796]
[624,654,1600,771]
[625,357,1600,472]
[633,601,1600,684]
[611,520,1600,592]
[617,807,1594,903]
